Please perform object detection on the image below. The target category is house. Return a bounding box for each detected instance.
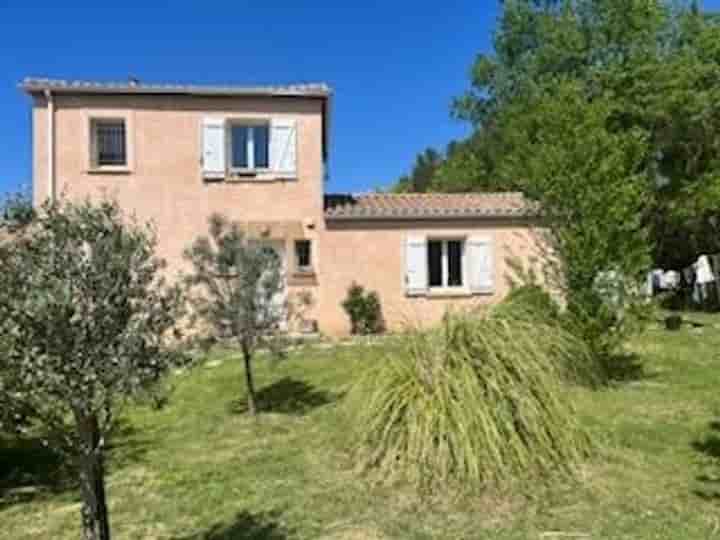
[21,77,542,336]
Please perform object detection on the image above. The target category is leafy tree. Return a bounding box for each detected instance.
[445,0,720,269]
[393,148,444,193]
[0,198,184,540]
[0,189,35,230]
[184,213,285,415]
[498,80,652,357]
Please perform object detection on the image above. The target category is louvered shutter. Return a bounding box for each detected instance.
[468,236,494,294]
[405,235,428,296]
[270,119,297,178]
[202,118,226,179]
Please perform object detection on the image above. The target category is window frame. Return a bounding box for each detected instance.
[427,237,467,291]
[86,112,133,174]
[226,120,271,174]
[294,239,313,273]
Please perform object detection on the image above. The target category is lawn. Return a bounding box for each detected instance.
[2,318,720,539]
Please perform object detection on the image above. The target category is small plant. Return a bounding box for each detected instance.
[345,308,594,494]
[184,213,286,415]
[341,282,385,335]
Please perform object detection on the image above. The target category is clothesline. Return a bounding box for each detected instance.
[647,253,720,306]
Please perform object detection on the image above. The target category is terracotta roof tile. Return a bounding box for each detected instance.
[324,192,537,220]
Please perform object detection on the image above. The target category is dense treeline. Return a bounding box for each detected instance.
[393,0,720,270]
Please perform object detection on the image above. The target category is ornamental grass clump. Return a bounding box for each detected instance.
[345,308,594,493]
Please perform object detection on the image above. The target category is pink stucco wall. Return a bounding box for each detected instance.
[29,92,542,336]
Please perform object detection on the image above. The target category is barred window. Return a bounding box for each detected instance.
[92,120,127,167]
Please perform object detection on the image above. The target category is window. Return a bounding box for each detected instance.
[294,240,312,272]
[91,119,127,167]
[230,123,270,171]
[427,239,464,288]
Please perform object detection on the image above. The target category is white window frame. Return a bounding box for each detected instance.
[427,238,467,290]
[227,120,270,173]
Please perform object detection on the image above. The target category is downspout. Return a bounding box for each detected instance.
[45,89,55,203]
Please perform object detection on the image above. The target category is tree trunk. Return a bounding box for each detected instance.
[77,414,111,540]
[242,348,257,415]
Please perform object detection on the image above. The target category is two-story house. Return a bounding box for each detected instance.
[21,77,541,336]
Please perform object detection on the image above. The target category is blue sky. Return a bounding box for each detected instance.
[0,1,499,196]
[3,1,720,197]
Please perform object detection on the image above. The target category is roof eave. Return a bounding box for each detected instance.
[324,213,538,222]
[19,84,331,99]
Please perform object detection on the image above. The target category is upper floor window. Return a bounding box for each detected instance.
[91,119,127,167]
[229,123,270,171]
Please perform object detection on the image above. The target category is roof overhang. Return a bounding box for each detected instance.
[20,77,333,161]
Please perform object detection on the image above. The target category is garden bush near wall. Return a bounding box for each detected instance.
[341,282,385,335]
[345,303,595,495]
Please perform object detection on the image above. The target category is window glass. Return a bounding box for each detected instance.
[254,125,270,168]
[428,240,443,287]
[295,240,312,270]
[95,120,126,166]
[231,126,249,168]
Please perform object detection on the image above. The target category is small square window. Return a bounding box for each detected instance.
[294,240,312,272]
[92,119,127,167]
[229,123,270,171]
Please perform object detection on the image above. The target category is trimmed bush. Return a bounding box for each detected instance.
[341,282,385,335]
[345,308,594,493]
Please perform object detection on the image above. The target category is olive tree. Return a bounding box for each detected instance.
[183,213,285,415]
[0,198,184,540]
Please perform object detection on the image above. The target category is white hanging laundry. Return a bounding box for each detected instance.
[697,255,715,284]
[661,270,680,290]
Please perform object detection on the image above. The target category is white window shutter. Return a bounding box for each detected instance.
[468,236,494,294]
[270,119,297,178]
[405,235,428,296]
[202,118,225,178]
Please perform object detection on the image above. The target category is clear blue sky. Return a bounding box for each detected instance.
[0,1,499,196]
[3,1,720,197]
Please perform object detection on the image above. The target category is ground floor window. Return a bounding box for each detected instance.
[427,239,464,288]
[294,240,312,272]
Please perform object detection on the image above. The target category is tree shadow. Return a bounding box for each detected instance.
[0,435,70,509]
[173,510,293,539]
[106,416,153,471]
[604,352,646,382]
[692,420,720,501]
[228,377,339,416]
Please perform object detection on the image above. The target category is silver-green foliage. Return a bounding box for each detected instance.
[183,213,285,415]
[0,198,184,540]
[345,307,594,493]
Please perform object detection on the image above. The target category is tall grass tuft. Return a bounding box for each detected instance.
[345,308,595,494]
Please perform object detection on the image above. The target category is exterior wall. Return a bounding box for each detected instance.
[31,92,325,275]
[30,92,543,337]
[315,219,544,336]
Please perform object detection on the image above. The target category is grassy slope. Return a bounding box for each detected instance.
[2,319,720,539]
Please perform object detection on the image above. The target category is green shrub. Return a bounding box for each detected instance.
[500,284,561,321]
[341,282,385,335]
[345,309,594,494]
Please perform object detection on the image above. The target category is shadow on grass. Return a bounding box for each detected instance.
[228,377,340,416]
[173,510,293,539]
[604,352,646,382]
[106,416,153,471]
[0,436,69,509]
[691,420,720,501]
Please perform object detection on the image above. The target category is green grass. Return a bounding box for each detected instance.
[2,316,720,539]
